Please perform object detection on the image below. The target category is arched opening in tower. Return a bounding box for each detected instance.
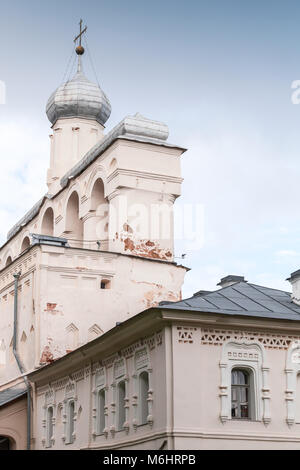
[41,207,54,236]
[86,179,109,249]
[20,236,30,254]
[65,192,83,246]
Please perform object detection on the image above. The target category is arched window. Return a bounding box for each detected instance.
[139,371,149,425]
[41,207,54,236]
[97,389,106,434]
[21,236,30,253]
[5,256,12,267]
[46,406,54,448]
[65,192,83,244]
[67,400,75,444]
[295,374,300,423]
[0,436,14,450]
[231,369,252,419]
[117,381,126,431]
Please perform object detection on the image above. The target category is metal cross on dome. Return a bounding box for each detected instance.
[74,19,87,55]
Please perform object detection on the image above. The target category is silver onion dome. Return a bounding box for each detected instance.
[46,58,111,126]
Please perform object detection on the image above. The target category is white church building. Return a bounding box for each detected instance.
[1,26,300,450]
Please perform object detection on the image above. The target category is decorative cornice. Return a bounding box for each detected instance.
[106,168,183,185]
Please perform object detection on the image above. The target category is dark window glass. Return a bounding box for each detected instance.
[231,369,251,419]
[0,437,10,450]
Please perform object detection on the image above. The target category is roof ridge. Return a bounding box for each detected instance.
[249,282,291,295]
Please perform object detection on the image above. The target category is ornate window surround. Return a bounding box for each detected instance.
[132,347,153,430]
[62,380,78,445]
[219,340,270,424]
[92,367,108,438]
[110,358,129,436]
[42,387,56,448]
[285,341,300,426]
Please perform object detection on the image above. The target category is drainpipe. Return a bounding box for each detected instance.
[13,273,31,451]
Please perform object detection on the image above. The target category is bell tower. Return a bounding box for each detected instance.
[46,20,111,194]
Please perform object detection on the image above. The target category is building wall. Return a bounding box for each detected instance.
[33,330,167,450]
[0,121,186,387]
[0,248,38,386]
[0,396,27,450]
[0,241,185,388]
[37,245,185,364]
[171,322,300,449]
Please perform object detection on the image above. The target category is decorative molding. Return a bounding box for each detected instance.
[285,341,300,426]
[106,167,183,185]
[219,340,270,425]
[201,328,300,350]
[71,369,85,382]
[177,327,197,344]
[42,387,56,448]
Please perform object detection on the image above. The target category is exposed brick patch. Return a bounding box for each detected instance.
[121,224,173,260]
[40,346,54,364]
[46,303,57,311]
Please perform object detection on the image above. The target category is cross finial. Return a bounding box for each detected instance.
[74,19,87,55]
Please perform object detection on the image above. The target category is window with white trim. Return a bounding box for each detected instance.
[220,340,270,424]
[112,358,128,433]
[231,368,254,420]
[63,380,77,445]
[66,400,75,444]
[117,380,126,431]
[285,341,300,425]
[97,389,106,434]
[46,406,54,448]
[43,388,56,448]
[133,348,153,429]
[139,370,149,425]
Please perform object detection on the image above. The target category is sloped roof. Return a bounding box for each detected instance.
[0,386,27,407]
[160,282,300,322]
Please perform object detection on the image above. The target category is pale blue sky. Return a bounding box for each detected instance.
[1,0,300,295]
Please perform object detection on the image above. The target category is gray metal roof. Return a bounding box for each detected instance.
[160,281,300,322]
[0,386,27,407]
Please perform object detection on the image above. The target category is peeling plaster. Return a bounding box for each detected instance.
[44,303,63,316]
[120,224,173,261]
[40,346,54,365]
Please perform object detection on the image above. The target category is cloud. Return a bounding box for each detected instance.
[176,121,300,293]
[0,116,49,244]
[276,250,298,256]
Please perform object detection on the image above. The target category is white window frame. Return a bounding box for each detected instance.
[42,388,56,448]
[92,367,108,438]
[132,347,153,430]
[285,341,300,425]
[219,340,270,424]
[46,406,54,448]
[111,358,129,435]
[62,380,78,445]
